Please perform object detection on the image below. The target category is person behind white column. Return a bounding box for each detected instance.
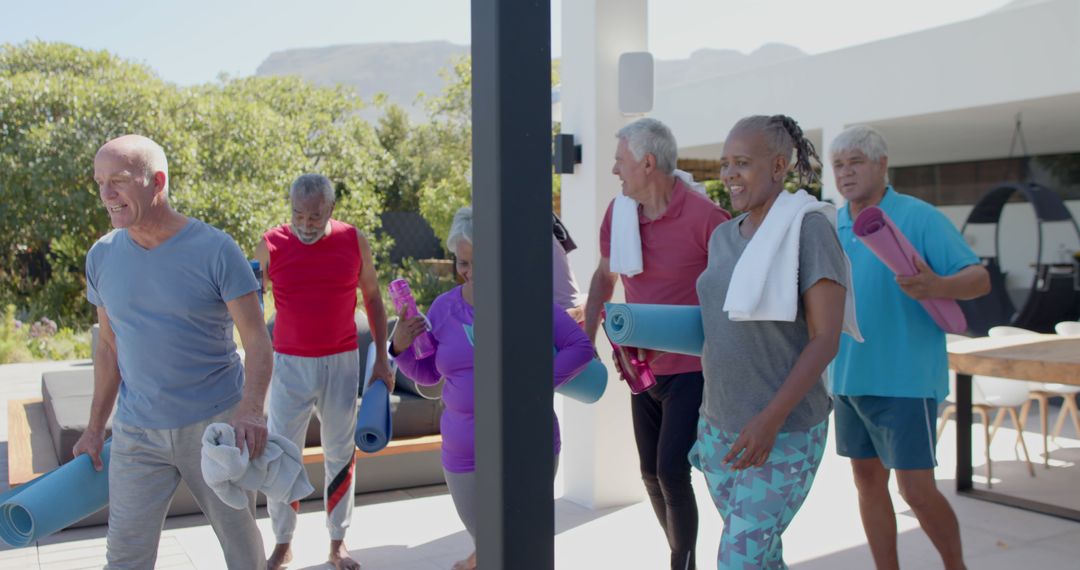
[553,212,586,321]
[73,134,270,569]
[255,173,394,570]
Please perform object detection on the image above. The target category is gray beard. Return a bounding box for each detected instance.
[290,226,323,244]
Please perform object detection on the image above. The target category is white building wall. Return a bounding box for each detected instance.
[655,0,1080,150]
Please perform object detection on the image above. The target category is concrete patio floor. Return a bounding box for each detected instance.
[1,360,1078,569]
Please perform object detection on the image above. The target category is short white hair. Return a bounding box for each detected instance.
[616,118,678,174]
[830,125,889,162]
[289,173,335,204]
[447,206,473,252]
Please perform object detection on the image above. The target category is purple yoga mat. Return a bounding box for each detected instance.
[853,206,968,333]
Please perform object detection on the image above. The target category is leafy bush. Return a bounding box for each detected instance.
[0,42,395,327]
[703,169,824,217]
[382,257,459,314]
[0,305,91,363]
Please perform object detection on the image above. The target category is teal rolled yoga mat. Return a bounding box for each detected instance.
[556,358,607,404]
[0,441,112,547]
[603,303,704,357]
[469,324,606,404]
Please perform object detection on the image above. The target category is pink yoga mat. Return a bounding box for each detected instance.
[853,206,968,333]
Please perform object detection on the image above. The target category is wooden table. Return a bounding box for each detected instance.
[948,334,1080,521]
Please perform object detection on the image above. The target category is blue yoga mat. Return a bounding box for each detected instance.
[356,380,392,453]
[556,358,607,404]
[603,303,704,357]
[356,342,393,453]
[0,441,112,547]
[469,324,607,403]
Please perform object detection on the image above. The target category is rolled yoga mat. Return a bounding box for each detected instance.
[469,324,607,403]
[355,342,393,453]
[603,303,705,356]
[556,358,607,404]
[0,441,111,547]
[852,206,968,333]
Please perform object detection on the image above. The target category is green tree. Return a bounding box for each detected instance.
[0,42,394,326]
[417,57,473,245]
[414,56,563,243]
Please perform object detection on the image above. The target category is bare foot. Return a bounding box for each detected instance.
[267,543,293,570]
[329,539,361,570]
[451,551,476,570]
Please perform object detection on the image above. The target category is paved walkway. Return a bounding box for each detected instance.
[1,360,1078,568]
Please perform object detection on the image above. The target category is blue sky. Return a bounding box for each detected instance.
[0,0,1012,85]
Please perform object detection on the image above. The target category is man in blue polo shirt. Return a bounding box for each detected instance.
[829,126,989,570]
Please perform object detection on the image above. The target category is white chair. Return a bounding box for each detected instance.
[1048,321,1080,441]
[989,326,1080,467]
[941,333,1036,487]
[1056,321,1080,336]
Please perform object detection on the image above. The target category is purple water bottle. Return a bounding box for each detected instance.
[388,279,436,359]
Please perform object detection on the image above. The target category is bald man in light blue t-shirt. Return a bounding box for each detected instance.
[73,134,272,569]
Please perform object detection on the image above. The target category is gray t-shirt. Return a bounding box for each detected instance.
[86,218,258,429]
[695,211,847,434]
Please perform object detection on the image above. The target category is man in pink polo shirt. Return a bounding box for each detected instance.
[584,118,730,570]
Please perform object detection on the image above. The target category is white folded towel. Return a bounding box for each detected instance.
[723,190,863,341]
[609,195,643,277]
[201,423,315,510]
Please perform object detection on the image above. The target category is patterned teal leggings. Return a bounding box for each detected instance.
[689,417,828,570]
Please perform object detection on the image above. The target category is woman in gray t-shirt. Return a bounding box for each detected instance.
[690,115,849,569]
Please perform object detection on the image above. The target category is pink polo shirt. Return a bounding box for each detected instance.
[600,180,730,375]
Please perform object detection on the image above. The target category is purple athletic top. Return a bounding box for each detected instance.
[393,286,594,473]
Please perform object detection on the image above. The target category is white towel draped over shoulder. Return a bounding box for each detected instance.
[609,171,706,277]
[673,169,708,196]
[609,195,643,277]
[722,189,863,342]
[201,422,314,510]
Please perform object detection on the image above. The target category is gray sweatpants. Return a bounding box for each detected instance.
[105,407,264,569]
[267,350,360,543]
[443,456,560,545]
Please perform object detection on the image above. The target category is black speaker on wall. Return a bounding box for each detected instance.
[553,133,582,174]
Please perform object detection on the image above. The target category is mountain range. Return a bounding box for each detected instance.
[256,41,806,122]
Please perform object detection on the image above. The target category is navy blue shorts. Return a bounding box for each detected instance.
[834,395,938,470]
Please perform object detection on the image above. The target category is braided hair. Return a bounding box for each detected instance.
[731,114,820,187]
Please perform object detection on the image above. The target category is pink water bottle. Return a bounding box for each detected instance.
[388,279,436,359]
[610,341,657,394]
[600,310,656,394]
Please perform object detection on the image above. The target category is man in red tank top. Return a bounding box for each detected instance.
[255,174,393,570]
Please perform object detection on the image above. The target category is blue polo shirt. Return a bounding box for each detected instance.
[829,187,979,400]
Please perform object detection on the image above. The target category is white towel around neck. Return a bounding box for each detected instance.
[722,189,863,342]
[608,170,707,277]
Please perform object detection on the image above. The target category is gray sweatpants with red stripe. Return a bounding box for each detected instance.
[267,350,360,543]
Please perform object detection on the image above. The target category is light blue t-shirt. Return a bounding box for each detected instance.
[86,218,259,428]
[829,187,979,400]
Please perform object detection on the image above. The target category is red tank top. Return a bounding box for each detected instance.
[264,219,361,357]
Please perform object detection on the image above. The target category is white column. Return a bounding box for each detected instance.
[819,123,847,207]
[557,0,648,509]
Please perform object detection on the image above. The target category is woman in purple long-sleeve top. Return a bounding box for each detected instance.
[391,206,594,570]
